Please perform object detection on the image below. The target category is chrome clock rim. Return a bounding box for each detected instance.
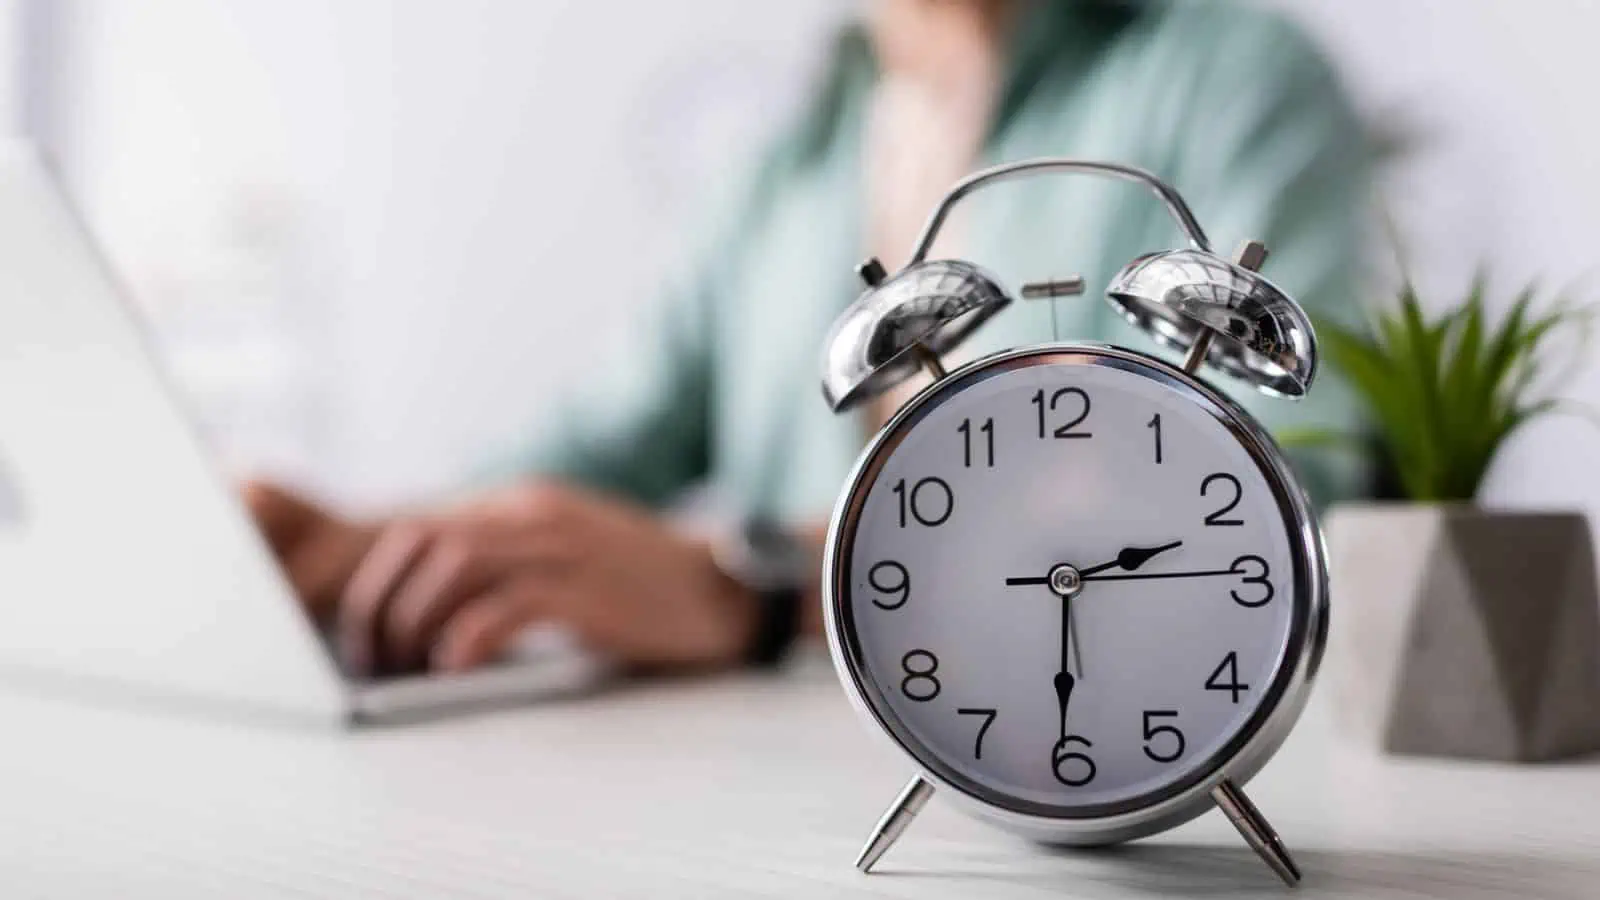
[821,342,1328,845]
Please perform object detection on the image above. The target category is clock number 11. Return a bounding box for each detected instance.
[957,417,995,468]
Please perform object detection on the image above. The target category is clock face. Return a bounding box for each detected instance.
[831,347,1315,819]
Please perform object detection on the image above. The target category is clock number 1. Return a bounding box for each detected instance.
[1148,413,1163,464]
[957,417,995,468]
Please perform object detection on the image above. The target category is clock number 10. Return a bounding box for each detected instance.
[892,477,953,528]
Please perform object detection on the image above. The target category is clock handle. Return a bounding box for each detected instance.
[1213,778,1303,886]
[906,158,1212,267]
[854,775,935,873]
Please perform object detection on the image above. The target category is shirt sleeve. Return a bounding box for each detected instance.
[1149,10,1377,509]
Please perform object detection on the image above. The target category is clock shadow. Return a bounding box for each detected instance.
[877,843,1600,898]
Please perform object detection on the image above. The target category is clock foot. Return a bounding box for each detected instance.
[854,775,934,873]
[1212,778,1302,887]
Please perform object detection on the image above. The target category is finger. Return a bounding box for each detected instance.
[430,587,554,673]
[338,523,437,676]
[241,480,325,555]
[381,535,555,671]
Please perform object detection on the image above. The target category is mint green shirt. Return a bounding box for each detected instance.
[500,1,1372,519]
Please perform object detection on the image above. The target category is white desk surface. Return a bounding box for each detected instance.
[1,652,1596,899]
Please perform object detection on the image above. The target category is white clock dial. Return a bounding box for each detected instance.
[833,348,1309,817]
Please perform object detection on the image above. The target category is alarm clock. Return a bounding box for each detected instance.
[818,158,1326,886]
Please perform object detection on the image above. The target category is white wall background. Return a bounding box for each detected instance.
[22,0,1600,519]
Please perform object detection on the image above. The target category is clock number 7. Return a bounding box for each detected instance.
[957,708,997,759]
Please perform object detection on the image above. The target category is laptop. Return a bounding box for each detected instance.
[0,145,610,725]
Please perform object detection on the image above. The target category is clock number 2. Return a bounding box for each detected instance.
[1201,473,1245,526]
[1032,388,1092,439]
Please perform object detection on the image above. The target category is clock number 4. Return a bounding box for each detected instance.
[892,477,953,528]
[1032,388,1092,439]
[957,418,995,468]
[1201,472,1245,526]
[1205,651,1250,704]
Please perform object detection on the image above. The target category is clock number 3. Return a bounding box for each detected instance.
[1229,555,1274,608]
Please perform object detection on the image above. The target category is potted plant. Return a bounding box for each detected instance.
[1289,277,1600,761]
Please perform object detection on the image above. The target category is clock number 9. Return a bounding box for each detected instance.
[1051,735,1096,786]
[867,560,910,611]
[900,649,941,702]
[1228,555,1274,608]
[892,477,954,528]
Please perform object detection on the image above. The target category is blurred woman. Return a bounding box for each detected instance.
[249,0,1372,677]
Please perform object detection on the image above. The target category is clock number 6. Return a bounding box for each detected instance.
[1051,735,1097,786]
[900,649,941,702]
[1229,555,1274,608]
[1141,710,1187,763]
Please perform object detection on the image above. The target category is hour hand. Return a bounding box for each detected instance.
[1078,540,1183,577]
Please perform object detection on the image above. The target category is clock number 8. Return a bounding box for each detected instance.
[900,649,941,702]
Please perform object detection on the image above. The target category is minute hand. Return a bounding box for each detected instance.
[1081,566,1239,582]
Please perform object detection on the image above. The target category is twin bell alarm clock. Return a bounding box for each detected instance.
[817,158,1326,885]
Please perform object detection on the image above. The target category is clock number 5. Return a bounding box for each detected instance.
[1141,710,1187,763]
[1032,388,1092,439]
[892,477,953,528]
[957,708,997,759]
[1201,472,1245,526]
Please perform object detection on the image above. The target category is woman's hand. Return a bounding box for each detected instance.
[245,480,756,675]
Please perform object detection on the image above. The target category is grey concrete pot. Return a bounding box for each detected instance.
[1325,503,1600,761]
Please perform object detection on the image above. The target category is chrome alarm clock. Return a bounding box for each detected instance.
[818,159,1326,885]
